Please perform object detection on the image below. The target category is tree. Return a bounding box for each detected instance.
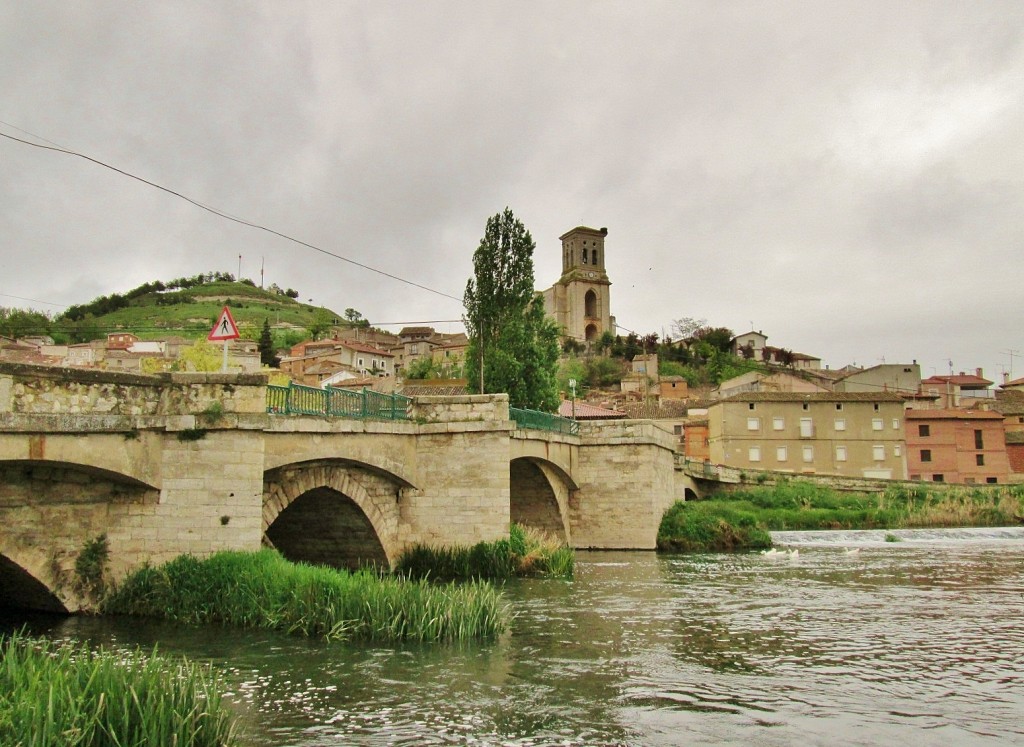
[258,319,276,366]
[463,208,560,411]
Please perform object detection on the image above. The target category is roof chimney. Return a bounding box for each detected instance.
[976,367,983,378]
[599,227,608,235]
[1004,372,1010,384]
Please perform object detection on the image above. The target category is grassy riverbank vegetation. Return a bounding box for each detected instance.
[396,524,574,581]
[659,481,1024,552]
[102,549,507,642]
[0,630,237,746]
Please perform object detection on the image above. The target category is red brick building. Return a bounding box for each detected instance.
[905,409,1010,484]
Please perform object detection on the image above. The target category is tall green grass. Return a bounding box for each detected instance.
[396,524,575,581]
[0,630,238,747]
[101,549,507,642]
[658,481,1024,552]
[657,501,773,553]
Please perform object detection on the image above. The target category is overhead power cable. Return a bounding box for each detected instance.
[0,128,464,304]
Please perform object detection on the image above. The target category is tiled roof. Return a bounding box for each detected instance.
[718,391,906,403]
[1005,431,1024,444]
[557,401,625,419]
[400,383,469,396]
[921,374,993,388]
[619,400,690,419]
[905,409,1004,421]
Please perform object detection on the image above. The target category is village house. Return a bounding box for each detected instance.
[707,392,908,479]
[919,370,994,408]
[279,338,394,386]
[832,362,922,396]
[714,370,827,399]
[904,409,1010,484]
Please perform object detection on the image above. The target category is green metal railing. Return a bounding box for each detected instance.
[267,383,411,420]
[509,406,579,436]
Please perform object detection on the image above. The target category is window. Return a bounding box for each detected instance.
[776,446,788,462]
[581,248,587,264]
[921,449,932,462]
[932,474,944,482]
[918,424,930,437]
[802,445,814,463]
[974,430,984,449]
[800,418,814,438]
[773,416,785,431]
[747,417,760,431]
[836,403,844,411]
[357,357,364,367]
[873,403,880,411]
[892,419,900,430]
[894,444,902,457]
[986,477,998,484]
[802,403,810,411]
[592,249,598,265]
[872,418,883,431]
[834,418,846,431]
[748,403,756,410]
[976,454,985,466]
[748,446,761,462]
[873,445,885,461]
[673,425,683,435]
[836,445,847,461]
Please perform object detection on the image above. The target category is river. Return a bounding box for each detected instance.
[4,528,1024,746]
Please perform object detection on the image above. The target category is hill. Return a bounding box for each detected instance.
[49,274,353,345]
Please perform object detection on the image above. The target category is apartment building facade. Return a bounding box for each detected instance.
[708,392,907,479]
[904,409,1010,484]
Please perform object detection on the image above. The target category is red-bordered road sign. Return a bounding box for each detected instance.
[208,306,240,341]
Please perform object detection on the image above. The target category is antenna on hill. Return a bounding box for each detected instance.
[260,256,265,289]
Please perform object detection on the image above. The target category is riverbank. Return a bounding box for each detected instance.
[658,480,1024,552]
[0,630,238,746]
[102,549,508,642]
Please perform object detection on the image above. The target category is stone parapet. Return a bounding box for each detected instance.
[0,362,266,418]
[409,393,510,425]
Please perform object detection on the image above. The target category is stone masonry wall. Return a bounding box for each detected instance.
[570,420,678,549]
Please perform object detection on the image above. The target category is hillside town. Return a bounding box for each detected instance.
[3,224,1022,486]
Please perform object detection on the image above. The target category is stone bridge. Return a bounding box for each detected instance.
[0,363,702,612]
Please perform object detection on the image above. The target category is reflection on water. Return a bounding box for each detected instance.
[4,530,1024,746]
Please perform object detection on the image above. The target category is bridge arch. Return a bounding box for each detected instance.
[263,460,403,570]
[510,457,574,545]
[0,544,68,613]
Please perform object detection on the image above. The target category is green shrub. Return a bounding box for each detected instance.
[396,523,574,581]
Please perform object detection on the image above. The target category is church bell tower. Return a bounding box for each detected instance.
[541,226,614,344]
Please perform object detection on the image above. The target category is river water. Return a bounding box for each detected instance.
[5,528,1024,746]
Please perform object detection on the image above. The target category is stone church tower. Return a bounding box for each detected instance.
[541,226,614,344]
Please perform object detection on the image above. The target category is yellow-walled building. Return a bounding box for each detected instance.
[708,392,907,479]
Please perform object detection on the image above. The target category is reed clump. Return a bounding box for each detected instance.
[658,481,1024,552]
[0,630,238,746]
[102,549,507,642]
[396,523,575,581]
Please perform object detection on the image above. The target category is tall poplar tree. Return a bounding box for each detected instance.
[464,208,560,412]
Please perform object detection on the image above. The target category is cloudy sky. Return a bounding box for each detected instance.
[2,2,1022,381]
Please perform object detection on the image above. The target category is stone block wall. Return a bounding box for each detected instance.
[570,420,678,549]
[409,394,510,424]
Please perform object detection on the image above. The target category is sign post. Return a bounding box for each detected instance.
[207,306,241,372]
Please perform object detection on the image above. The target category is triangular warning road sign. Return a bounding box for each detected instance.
[208,306,240,341]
